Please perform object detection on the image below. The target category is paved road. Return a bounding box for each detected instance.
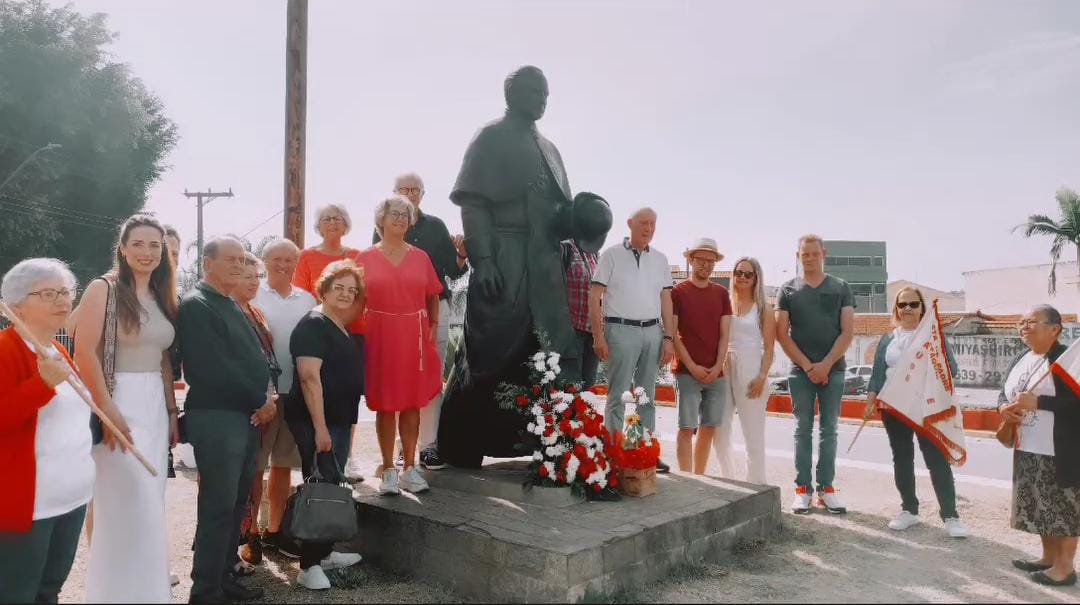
[652,406,1013,486]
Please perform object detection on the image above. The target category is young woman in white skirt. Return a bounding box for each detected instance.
[714,257,774,484]
[75,214,179,603]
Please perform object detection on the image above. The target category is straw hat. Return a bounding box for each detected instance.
[683,237,723,262]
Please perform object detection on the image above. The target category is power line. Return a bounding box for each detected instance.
[0,193,126,224]
[241,209,283,238]
[0,196,120,228]
[0,198,119,231]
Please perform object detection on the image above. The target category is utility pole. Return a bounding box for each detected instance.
[283,0,308,247]
[184,188,234,278]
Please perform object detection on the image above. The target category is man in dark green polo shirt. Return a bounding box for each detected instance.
[776,234,854,516]
[179,236,276,604]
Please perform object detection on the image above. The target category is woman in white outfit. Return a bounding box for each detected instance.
[714,257,774,484]
[75,214,178,603]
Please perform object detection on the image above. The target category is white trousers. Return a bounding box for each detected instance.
[713,350,769,484]
[419,299,450,451]
[85,372,170,603]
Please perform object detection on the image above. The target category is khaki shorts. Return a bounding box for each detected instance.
[257,407,301,471]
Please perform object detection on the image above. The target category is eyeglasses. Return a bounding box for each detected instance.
[320,216,345,224]
[1017,319,1051,330]
[397,187,422,196]
[896,301,922,310]
[690,256,717,265]
[388,210,411,222]
[331,284,362,296]
[733,270,756,279]
[28,288,77,303]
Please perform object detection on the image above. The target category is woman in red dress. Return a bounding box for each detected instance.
[359,196,442,496]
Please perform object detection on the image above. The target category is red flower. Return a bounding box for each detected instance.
[532,386,542,396]
[539,465,549,478]
[574,445,587,459]
[556,472,566,483]
[516,395,529,407]
[559,419,573,434]
[592,483,602,493]
[566,384,578,394]
[610,475,619,489]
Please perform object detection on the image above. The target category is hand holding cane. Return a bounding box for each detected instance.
[0,301,158,477]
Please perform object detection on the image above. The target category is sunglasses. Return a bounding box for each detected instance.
[896,301,922,310]
[733,270,756,279]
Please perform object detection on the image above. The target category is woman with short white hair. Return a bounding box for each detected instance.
[358,196,442,495]
[0,258,97,602]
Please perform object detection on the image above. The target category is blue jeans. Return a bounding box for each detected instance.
[789,371,845,492]
[603,323,662,435]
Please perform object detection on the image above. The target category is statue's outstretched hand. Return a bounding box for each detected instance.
[474,259,503,299]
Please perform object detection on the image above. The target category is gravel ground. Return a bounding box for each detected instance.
[59,423,1077,603]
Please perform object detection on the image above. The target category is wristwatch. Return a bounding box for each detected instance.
[662,334,673,342]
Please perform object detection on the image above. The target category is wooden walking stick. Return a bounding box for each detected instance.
[0,301,158,477]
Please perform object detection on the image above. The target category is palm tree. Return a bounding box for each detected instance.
[1015,187,1080,295]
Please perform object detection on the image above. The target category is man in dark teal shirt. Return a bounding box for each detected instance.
[179,236,275,604]
[776,234,854,517]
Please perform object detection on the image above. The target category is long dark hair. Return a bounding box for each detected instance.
[109,213,178,332]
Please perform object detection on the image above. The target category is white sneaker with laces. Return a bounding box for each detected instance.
[344,457,365,483]
[791,488,812,514]
[379,468,401,496]
[297,564,331,590]
[321,551,362,571]
[888,510,920,531]
[944,518,969,539]
[400,466,430,493]
[817,487,847,514]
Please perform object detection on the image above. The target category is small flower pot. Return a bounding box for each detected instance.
[618,467,657,498]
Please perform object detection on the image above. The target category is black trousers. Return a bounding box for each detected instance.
[0,505,86,604]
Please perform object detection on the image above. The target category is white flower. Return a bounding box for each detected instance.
[566,455,581,481]
[621,391,637,404]
[550,365,561,376]
[534,361,547,372]
[533,450,543,461]
[543,461,556,477]
[560,392,576,404]
[547,353,561,368]
[626,403,638,418]
[527,422,536,434]
[533,352,546,363]
[553,401,569,414]
[544,370,556,383]
[531,405,543,417]
[633,386,646,397]
[542,432,559,446]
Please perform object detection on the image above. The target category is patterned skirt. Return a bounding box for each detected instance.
[1011,450,1080,537]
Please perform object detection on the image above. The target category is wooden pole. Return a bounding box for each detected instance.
[283,0,308,247]
[0,302,157,477]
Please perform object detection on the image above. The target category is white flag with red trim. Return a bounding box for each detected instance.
[1050,340,1080,397]
[877,300,967,466]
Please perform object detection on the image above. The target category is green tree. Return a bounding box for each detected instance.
[0,0,177,284]
[1015,187,1080,295]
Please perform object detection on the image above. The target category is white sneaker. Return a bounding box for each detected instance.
[816,487,847,514]
[379,468,401,496]
[791,488,812,514]
[888,510,920,531]
[321,551,362,571]
[297,564,331,590]
[400,466,430,493]
[944,518,969,539]
[344,457,365,483]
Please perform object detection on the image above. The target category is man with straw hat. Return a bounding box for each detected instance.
[671,238,732,475]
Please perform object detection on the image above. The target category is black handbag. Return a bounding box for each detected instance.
[282,454,359,543]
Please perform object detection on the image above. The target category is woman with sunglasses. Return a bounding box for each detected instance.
[713,257,774,484]
[865,286,967,538]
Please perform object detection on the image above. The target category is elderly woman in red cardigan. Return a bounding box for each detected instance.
[0,258,96,603]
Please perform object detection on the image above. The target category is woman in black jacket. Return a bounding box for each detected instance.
[1002,304,1080,587]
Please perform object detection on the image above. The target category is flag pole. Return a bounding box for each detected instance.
[846,418,869,454]
[0,301,158,477]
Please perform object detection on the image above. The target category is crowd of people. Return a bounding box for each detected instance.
[1,170,1079,602]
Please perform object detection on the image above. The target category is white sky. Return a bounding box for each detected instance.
[58,0,1080,290]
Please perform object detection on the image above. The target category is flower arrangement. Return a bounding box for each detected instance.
[609,387,661,471]
[496,347,617,495]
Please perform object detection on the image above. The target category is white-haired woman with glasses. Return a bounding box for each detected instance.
[713,257,774,484]
[0,258,98,602]
[359,196,443,496]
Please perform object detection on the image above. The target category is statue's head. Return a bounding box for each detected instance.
[571,192,613,255]
[504,66,548,122]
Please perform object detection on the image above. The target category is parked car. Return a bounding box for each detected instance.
[847,365,873,380]
[769,373,867,396]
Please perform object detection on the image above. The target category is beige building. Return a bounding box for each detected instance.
[963,261,1080,315]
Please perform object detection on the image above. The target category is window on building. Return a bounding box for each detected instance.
[849,256,872,266]
[873,283,885,295]
[872,256,884,267]
[851,283,873,296]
